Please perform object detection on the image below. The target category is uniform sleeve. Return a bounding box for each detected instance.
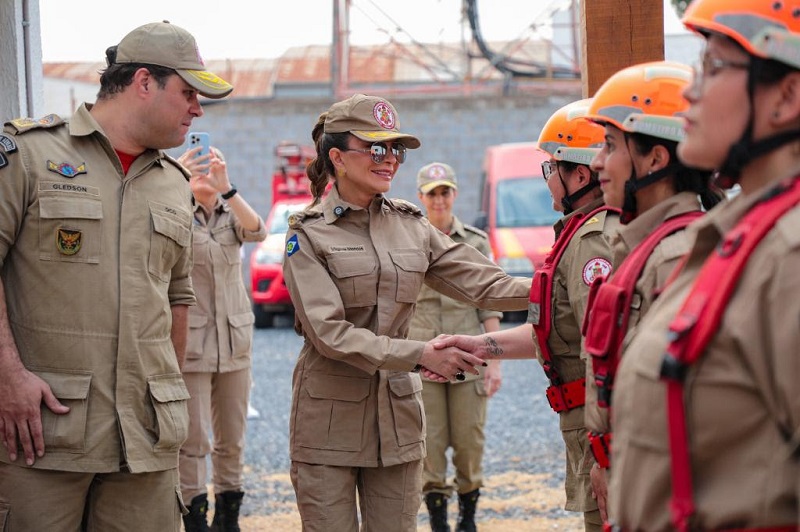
[567,230,614,327]
[283,226,424,374]
[234,215,267,243]
[473,236,504,323]
[424,226,530,311]
[0,136,31,266]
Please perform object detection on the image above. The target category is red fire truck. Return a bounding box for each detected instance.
[250,142,316,328]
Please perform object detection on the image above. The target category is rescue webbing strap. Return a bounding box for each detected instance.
[660,175,800,532]
[528,206,616,413]
[583,212,703,409]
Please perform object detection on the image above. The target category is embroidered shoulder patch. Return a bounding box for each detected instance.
[286,234,300,257]
[582,257,612,285]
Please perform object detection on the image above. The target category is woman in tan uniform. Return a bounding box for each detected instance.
[281,93,531,532]
[579,61,723,524]
[409,162,502,532]
[607,0,800,530]
[177,146,266,532]
[434,99,614,531]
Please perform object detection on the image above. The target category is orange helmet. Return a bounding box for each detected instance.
[584,61,692,142]
[538,98,604,166]
[683,0,800,69]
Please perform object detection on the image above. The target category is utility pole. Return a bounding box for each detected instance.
[331,0,350,99]
[580,0,665,97]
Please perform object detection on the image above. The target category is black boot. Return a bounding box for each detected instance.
[183,493,211,532]
[424,492,451,532]
[456,489,480,532]
[210,490,244,532]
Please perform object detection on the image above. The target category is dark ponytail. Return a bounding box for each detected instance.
[630,134,725,211]
[306,112,351,206]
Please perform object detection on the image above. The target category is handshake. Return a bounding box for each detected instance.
[416,334,503,385]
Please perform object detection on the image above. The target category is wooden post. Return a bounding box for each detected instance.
[580,0,665,97]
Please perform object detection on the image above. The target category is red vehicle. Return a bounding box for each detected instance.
[475,142,558,318]
[250,142,315,328]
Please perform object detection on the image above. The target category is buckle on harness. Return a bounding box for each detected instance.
[594,372,613,408]
[660,353,688,381]
[541,361,560,385]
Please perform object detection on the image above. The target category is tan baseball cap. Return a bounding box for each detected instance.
[417,162,457,193]
[324,94,421,149]
[114,21,233,99]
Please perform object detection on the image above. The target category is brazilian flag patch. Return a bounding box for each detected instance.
[286,234,300,257]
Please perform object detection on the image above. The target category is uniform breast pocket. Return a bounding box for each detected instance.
[390,249,428,303]
[388,373,424,446]
[149,203,191,283]
[327,254,378,308]
[38,195,103,263]
[212,225,242,265]
[191,227,209,266]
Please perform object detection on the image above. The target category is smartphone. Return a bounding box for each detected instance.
[188,132,211,173]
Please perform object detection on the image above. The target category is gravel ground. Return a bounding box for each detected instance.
[234,317,583,531]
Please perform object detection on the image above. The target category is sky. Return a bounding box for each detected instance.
[39,0,688,63]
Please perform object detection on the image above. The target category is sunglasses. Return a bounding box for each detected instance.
[541,160,557,181]
[344,142,407,164]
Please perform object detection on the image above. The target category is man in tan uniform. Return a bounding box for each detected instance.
[0,22,232,531]
[409,162,502,532]
[177,146,266,532]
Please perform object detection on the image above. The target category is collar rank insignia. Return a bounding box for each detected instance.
[47,160,87,178]
[56,228,82,255]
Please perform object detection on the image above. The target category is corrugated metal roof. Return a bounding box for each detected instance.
[43,40,572,99]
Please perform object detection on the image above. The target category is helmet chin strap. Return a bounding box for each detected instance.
[620,163,681,224]
[718,59,800,188]
[559,166,599,215]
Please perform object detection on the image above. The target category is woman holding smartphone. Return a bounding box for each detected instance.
[282,93,531,532]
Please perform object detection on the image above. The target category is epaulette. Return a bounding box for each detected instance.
[463,223,488,239]
[163,153,192,181]
[390,198,423,217]
[4,114,65,135]
[578,208,616,238]
[288,207,323,229]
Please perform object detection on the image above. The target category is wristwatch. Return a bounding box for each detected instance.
[221,186,238,200]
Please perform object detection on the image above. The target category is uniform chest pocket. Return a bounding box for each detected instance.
[389,249,428,303]
[191,226,209,266]
[149,204,191,283]
[38,194,103,264]
[211,224,242,265]
[327,254,378,308]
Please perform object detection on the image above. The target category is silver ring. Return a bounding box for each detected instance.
[455,371,466,381]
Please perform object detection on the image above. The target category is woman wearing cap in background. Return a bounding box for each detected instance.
[578,61,724,525]
[433,99,615,532]
[176,146,266,532]
[409,162,502,532]
[606,1,800,530]
[281,94,531,532]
